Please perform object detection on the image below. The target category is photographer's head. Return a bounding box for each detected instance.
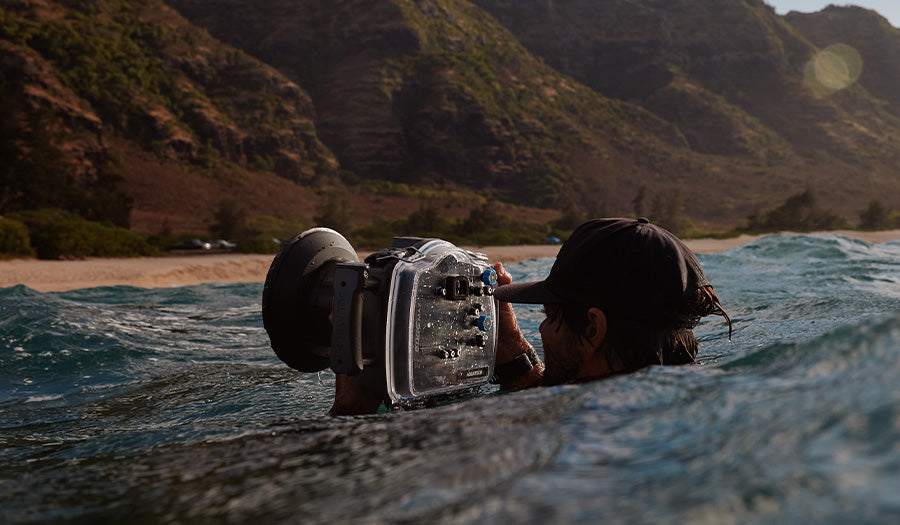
[495,218,731,385]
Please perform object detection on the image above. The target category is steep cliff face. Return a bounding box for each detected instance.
[166,0,416,179]
[166,0,694,209]
[471,0,900,164]
[0,0,336,182]
[0,39,105,180]
[6,0,900,232]
[786,6,900,115]
[468,0,783,156]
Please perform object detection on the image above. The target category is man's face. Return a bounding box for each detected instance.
[539,305,587,386]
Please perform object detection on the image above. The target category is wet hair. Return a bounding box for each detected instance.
[546,285,731,375]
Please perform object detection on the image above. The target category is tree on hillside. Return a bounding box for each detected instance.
[313,182,355,233]
[649,190,692,236]
[744,187,848,232]
[0,95,133,226]
[403,203,449,235]
[210,198,248,240]
[457,201,508,236]
[0,100,70,214]
[859,199,890,230]
[632,185,647,218]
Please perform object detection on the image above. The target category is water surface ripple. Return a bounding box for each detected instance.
[3,234,900,522]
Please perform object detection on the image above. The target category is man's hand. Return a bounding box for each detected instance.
[330,262,542,415]
[330,373,382,416]
[493,262,534,364]
[493,263,544,389]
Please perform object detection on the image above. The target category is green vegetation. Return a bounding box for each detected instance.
[313,183,357,234]
[0,96,134,226]
[393,47,575,206]
[0,218,35,258]
[647,191,695,237]
[210,198,248,241]
[1,0,331,181]
[7,208,155,259]
[7,0,900,265]
[858,199,897,230]
[348,201,564,250]
[388,0,669,209]
[0,2,177,128]
[8,189,900,261]
[236,215,306,254]
[205,200,295,254]
[742,187,849,232]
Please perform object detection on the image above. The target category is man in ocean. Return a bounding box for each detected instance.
[331,218,731,415]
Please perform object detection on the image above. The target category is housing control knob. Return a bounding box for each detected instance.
[482,268,498,286]
[476,315,492,332]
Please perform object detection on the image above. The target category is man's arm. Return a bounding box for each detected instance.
[493,263,544,390]
[330,373,382,416]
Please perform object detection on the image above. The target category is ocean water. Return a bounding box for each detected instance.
[3,233,900,523]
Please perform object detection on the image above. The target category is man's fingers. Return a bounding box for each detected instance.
[493,262,513,286]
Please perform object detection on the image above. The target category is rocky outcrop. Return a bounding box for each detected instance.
[471,0,900,164]
[168,40,336,181]
[786,6,900,115]
[166,0,690,208]
[167,0,416,179]
[0,0,336,183]
[0,40,105,179]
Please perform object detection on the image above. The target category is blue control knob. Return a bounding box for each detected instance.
[482,268,498,286]
[476,315,492,332]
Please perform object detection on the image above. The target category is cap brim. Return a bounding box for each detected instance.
[493,280,567,304]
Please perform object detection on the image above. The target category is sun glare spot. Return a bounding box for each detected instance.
[803,43,863,95]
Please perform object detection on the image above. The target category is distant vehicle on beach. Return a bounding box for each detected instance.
[168,238,238,254]
[169,239,211,251]
[211,239,237,250]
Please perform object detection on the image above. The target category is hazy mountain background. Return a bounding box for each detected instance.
[3,0,900,249]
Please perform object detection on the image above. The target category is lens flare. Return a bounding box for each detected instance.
[803,43,863,95]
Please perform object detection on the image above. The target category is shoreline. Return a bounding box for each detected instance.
[3,229,899,292]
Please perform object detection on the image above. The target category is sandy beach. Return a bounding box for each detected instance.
[2,229,899,292]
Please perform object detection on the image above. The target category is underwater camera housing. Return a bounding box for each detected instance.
[262,228,499,409]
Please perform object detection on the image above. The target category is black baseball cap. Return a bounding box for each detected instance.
[494,218,711,329]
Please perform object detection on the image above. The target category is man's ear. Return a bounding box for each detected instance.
[584,307,607,349]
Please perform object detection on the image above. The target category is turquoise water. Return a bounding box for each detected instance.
[3,233,900,522]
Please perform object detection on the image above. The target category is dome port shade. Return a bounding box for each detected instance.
[262,228,359,372]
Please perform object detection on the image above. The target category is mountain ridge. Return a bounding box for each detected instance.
[3,0,900,238]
